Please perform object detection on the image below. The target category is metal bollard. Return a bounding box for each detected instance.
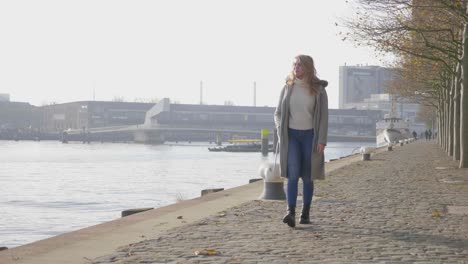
[387,143,393,151]
[258,163,286,200]
[360,146,375,161]
[261,129,269,156]
[362,153,371,160]
[121,207,153,217]
[249,178,262,183]
[201,188,224,196]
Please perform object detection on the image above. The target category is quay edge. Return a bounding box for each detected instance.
[0,145,390,264]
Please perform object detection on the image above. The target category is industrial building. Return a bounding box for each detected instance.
[339,65,424,132]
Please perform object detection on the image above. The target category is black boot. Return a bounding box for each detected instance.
[282,206,296,227]
[299,204,311,224]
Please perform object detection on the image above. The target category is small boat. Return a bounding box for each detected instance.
[208,139,274,152]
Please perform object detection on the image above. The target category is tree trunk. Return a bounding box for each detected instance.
[454,64,461,160]
[440,94,446,149]
[438,105,442,145]
[444,88,449,150]
[448,79,454,156]
[460,23,468,168]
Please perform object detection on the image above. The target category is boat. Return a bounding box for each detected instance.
[208,139,274,152]
[376,112,411,147]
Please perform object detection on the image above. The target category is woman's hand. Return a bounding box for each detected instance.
[316,143,326,155]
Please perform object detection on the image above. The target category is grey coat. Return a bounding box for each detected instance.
[274,80,329,180]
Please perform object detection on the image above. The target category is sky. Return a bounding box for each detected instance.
[0,0,382,109]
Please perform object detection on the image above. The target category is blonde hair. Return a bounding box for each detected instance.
[286,55,320,95]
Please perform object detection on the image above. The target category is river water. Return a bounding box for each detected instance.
[0,140,373,248]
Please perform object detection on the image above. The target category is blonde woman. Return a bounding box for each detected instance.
[274,55,328,227]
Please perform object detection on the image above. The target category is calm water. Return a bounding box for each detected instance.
[0,140,373,248]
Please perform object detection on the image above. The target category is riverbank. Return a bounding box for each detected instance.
[2,141,467,263]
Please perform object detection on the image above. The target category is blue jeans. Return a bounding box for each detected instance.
[287,128,314,208]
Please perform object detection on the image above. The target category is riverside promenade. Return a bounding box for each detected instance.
[2,141,468,263]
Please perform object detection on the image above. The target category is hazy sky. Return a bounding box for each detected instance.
[0,0,381,108]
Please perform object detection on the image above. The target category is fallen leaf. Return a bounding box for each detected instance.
[195,249,220,256]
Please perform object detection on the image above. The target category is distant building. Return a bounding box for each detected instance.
[339,65,424,132]
[0,101,39,139]
[328,108,382,137]
[0,94,10,102]
[145,99,382,140]
[146,99,275,131]
[339,65,394,109]
[35,99,382,141]
[39,101,154,132]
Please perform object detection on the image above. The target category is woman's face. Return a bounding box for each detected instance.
[293,58,305,79]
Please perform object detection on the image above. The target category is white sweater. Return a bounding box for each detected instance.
[288,79,316,130]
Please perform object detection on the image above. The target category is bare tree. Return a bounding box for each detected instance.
[342,0,468,167]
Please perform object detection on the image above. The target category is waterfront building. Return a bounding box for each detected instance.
[339,65,393,109]
[0,93,10,102]
[339,65,424,132]
[39,101,154,133]
[144,98,383,141]
[328,108,382,138]
[1,99,383,142]
[0,101,39,139]
[147,99,274,131]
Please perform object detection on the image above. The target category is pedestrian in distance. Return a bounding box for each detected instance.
[274,54,329,228]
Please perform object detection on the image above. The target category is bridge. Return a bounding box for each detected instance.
[62,98,377,144]
[63,125,374,144]
[63,125,265,144]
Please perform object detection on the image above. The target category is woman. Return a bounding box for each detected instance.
[274,54,328,228]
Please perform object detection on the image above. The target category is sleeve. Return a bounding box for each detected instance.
[274,87,285,130]
[318,89,328,145]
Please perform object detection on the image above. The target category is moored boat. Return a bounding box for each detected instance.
[208,139,274,152]
[376,112,411,147]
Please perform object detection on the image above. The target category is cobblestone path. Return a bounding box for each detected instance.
[92,142,468,264]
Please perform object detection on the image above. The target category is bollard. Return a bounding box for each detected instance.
[387,143,393,151]
[249,178,262,183]
[61,131,68,144]
[201,188,224,196]
[273,129,278,153]
[121,207,153,217]
[216,133,222,146]
[360,146,375,161]
[261,129,269,156]
[362,153,370,160]
[258,163,286,200]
